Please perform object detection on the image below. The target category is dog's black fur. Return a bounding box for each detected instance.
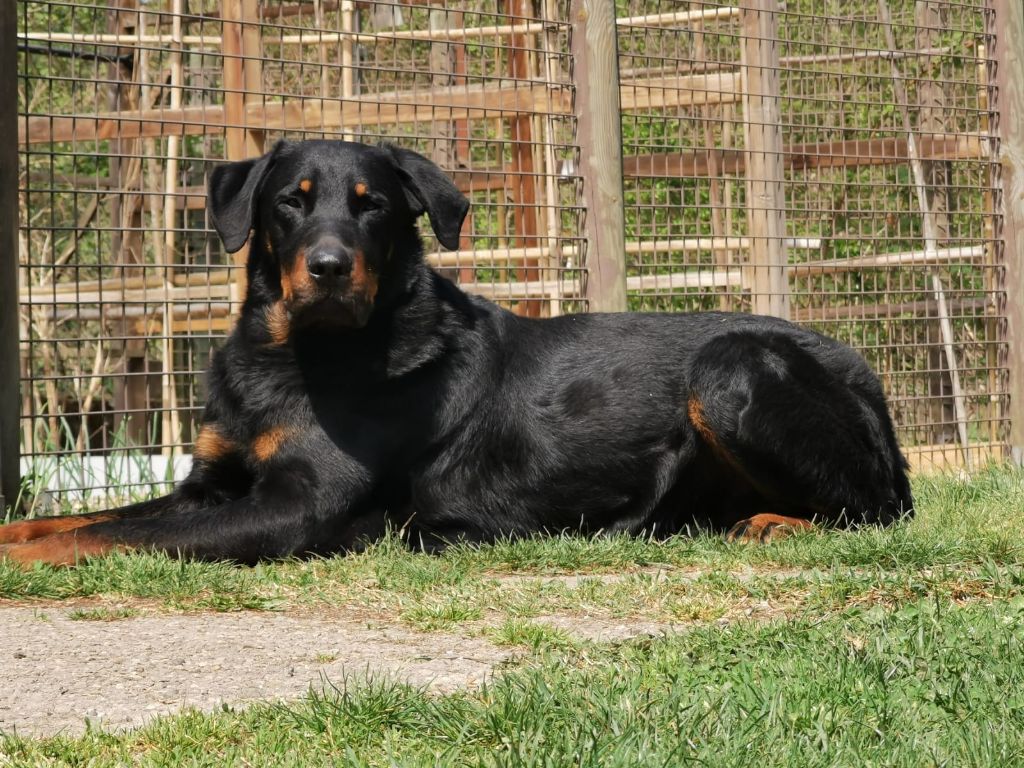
[0,140,913,565]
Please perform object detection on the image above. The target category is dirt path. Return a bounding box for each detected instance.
[1,568,841,737]
[0,605,514,737]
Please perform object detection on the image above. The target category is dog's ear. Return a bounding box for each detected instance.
[208,141,286,253]
[382,144,470,251]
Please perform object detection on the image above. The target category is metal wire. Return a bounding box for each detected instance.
[14,0,1007,506]
[618,0,1004,472]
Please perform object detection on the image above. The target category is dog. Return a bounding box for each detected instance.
[0,140,913,566]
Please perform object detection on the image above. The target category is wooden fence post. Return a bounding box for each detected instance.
[740,0,788,319]
[222,0,265,311]
[571,0,628,313]
[0,0,19,511]
[995,0,1024,464]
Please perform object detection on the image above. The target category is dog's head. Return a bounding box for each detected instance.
[208,140,469,331]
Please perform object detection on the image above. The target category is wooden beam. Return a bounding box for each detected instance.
[19,5,738,45]
[740,0,788,318]
[790,245,987,277]
[622,134,988,177]
[790,297,991,323]
[22,71,748,147]
[995,0,1024,464]
[19,81,574,145]
[619,72,742,110]
[572,0,628,312]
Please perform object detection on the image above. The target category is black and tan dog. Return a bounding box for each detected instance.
[0,140,913,566]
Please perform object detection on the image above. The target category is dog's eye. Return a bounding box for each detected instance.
[354,194,384,215]
[278,197,303,211]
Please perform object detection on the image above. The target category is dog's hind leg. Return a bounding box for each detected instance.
[686,330,913,541]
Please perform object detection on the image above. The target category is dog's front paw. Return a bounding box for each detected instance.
[726,513,814,544]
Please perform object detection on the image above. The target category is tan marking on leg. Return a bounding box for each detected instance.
[264,231,273,254]
[688,396,772,498]
[0,514,117,545]
[299,178,313,193]
[726,513,815,544]
[252,426,295,462]
[352,249,379,303]
[193,425,235,462]
[0,530,125,568]
[354,181,368,197]
[263,301,290,345]
[687,397,718,450]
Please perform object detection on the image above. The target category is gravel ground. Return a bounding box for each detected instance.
[0,605,514,737]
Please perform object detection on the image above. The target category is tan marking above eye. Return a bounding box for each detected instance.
[299,179,313,193]
[354,182,368,197]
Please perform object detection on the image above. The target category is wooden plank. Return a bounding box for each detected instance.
[572,0,628,312]
[791,245,987,277]
[19,5,737,46]
[617,6,739,28]
[623,134,987,177]
[995,0,1024,464]
[18,81,572,145]
[619,72,742,110]
[790,297,990,323]
[22,70,751,146]
[740,0,788,318]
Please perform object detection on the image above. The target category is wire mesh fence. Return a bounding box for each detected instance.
[617,0,1004,471]
[11,0,1011,508]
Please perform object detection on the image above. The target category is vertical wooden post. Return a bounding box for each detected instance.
[994,0,1024,463]
[109,1,149,449]
[571,0,628,313]
[978,41,999,447]
[740,0,788,319]
[340,0,355,141]
[222,0,264,311]
[0,0,20,510]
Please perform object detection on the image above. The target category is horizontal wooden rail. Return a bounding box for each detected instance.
[18,5,739,49]
[20,240,987,306]
[624,133,989,177]
[20,69,747,146]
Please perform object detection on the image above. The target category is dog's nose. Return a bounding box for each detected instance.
[306,247,352,286]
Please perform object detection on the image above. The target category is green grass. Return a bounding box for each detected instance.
[2,464,1023,620]
[3,601,1024,766]
[2,464,1024,764]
